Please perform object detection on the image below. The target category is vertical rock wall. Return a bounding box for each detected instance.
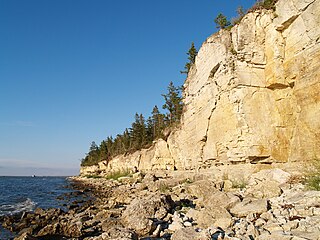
[168,0,320,170]
[81,0,320,175]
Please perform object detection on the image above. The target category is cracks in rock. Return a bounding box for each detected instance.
[276,0,316,33]
[286,98,301,162]
[234,82,294,91]
[276,15,299,32]
[248,156,271,164]
[235,84,265,89]
[266,83,292,90]
[209,63,221,80]
[294,0,316,13]
[199,95,220,164]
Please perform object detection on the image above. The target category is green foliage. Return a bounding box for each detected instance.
[81,86,177,166]
[307,175,320,191]
[180,178,193,184]
[231,6,246,26]
[130,113,146,150]
[305,160,320,191]
[229,46,237,55]
[105,169,131,180]
[162,81,183,125]
[147,105,165,141]
[231,178,247,190]
[250,0,278,11]
[214,13,231,29]
[81,37,186,167]
[81,141,100,166]
[181,42,198,74]
[159,182,170,193]
[237,6,245,17]
[81,106,167,166]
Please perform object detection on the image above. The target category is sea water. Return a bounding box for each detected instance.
[0,176,76,239]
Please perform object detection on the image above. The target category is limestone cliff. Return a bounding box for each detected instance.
[81,0,320,175]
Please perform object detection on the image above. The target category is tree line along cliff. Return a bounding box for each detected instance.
[81,0,320,175]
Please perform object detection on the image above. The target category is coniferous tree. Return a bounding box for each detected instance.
[130,113,147,150]
[139,113,147,147]
[146,116,154,143]
[151,105,165,139]
[214,13,231,29]
[99,140,109,162]
[81,141,100,166]
[106,136,114,158]
[89,141,99,164]
[237,6,245,17]
[162,82,183,125]
[122,128,131,152]
[114,134,124,155]
[181,42,198,74]
[89,141,98,152]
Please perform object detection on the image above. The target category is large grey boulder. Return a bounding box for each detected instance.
[121,194,174,236]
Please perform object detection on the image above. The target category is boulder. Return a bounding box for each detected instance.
[121,194,174,236]
[186,180,217,200]
[245,180,282,198]
[100,227,138,240]
[171,227,211,240]
[230,198,268,218]
[249,169,291,185]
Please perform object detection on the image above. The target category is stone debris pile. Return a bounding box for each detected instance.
[4,168,320,240]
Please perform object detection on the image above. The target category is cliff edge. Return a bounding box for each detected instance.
[81,0,320,175]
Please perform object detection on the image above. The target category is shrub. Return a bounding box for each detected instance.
[159,182,170,193]
[249,0,278,12]
[105,169,131,180]
[305,159,320,191]
[214,13,231,29]
[231,6,246,26]
[229,46,237,55]
[231,178,247,190]
[180,178,193,185]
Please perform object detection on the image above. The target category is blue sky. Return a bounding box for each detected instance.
[0,0,256,176]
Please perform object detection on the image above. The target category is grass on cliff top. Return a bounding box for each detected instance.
[305,159,320,191]
[249,0,278,11]
[105,169,132,180]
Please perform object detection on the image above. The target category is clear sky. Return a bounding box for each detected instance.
[0,0,256,176]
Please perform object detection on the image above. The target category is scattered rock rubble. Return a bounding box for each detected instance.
[2,168,320,240]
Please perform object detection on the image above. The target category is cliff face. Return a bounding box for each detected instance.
[81,0,320,175]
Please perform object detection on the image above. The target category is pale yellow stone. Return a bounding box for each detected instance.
[80,0,320,175]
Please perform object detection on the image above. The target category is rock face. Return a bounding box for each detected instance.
[81,0,320,175]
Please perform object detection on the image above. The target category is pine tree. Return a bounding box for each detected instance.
[214,13,231,29]
[146,116,154,143]
[130,113,147,150]
[89,141,98,152]
[162,82,183,125]
[99,140,109,162]
[139,113,147,147]
[122,128,131,152]
[106,136,114,158]
[181,42,198,74]
[151,105,165,139]
[237,6,245,17]
[114,134,124,155]
[81,141,100,166]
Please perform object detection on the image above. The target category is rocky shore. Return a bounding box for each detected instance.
[2,166,320,240]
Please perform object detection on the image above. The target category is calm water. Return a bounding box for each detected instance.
[0,176,76,239]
